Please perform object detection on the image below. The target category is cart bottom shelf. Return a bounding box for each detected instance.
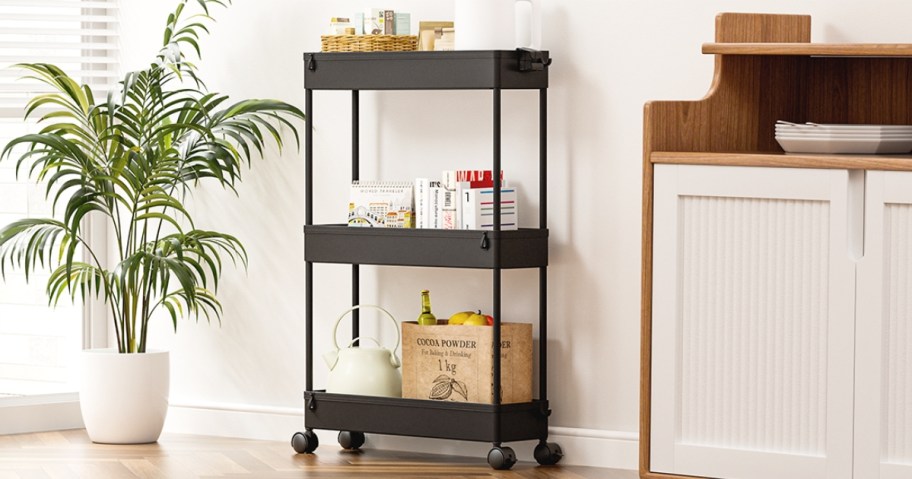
[303,391,550,443]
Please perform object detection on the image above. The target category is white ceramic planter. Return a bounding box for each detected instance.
[79,349,170,444]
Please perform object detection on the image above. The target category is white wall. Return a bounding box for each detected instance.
[118,0,912,470]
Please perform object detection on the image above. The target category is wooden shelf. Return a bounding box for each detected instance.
[646,23,912,157]
[703,43,912,57]
[651,151,912,171]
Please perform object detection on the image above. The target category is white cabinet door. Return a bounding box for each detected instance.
[855,171,912,479]
[651,165,856,479]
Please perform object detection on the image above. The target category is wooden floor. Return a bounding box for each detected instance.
[0,430,636,479]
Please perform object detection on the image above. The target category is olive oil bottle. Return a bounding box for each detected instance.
[417,289,437,326]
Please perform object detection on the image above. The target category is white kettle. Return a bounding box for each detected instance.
[323,305,402,397]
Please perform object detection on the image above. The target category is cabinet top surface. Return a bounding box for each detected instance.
[303,50,551,90]
[703,42,912,57]
[652,151,912,171]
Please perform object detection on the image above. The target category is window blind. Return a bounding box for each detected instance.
[0,0,119,118]
[0,0,116,397]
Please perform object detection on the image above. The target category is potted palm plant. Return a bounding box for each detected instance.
[0,0,303,443]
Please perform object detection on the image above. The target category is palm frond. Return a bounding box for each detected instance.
[156,287,223,332]
[46,262,111,306]
[0,219,70,281]
[17,63,93,118]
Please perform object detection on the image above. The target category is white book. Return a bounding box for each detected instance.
[437,187,457,229]
[453,181,470,230]
[460,187,518,231]
[415,178,429,228]
[429,185,442,229]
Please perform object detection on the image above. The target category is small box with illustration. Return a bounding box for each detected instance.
[400,321,532,404]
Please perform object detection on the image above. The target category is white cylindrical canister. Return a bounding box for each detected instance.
[454,0,515,50]
[514,0,533,49]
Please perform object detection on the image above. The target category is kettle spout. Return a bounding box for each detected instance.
[323,350,339,370]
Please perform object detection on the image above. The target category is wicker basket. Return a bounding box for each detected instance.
[321,34,418,52]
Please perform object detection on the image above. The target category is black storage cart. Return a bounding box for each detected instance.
[290,50,560,470]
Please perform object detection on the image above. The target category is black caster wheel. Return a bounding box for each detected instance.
[338,431,366,450]
[487,446,517,470]
[534,441,563,465]
[291,430,319,454]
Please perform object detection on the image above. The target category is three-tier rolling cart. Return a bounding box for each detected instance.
[290,49,560,470]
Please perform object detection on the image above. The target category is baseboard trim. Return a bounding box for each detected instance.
[0,393,84,435]
[166,400,638,470]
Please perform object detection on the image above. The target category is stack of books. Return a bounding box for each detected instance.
[415,170,517,231]
[347,170,519,231]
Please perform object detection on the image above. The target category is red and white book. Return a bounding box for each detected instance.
[442,169,504,190]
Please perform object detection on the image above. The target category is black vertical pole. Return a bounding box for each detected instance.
[352,90,360,345]
[305,88,313,393]
[492,87,502,445]
[539,88,548,405]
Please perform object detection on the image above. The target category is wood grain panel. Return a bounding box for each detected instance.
[648,54,912,157]
[0,430,634,479]
[758,56,808,149]
[650,151,912,171]
[841,58,912,125]
[647,56,912,160]
[640,102,657,477]
[709,56,762,152]
[807,58,850,124]
[713,13,810,43]
[704,43,912,56]
[645,55,810,156]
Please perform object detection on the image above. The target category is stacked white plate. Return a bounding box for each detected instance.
[775,122,912,154]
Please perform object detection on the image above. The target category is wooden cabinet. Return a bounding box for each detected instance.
[641,12,912,479]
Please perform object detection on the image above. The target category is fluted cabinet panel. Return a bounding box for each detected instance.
[884,205,912,464]
[651,165,854,479]
[679,196,830,456]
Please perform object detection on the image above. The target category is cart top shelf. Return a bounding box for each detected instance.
[303,50,550,90]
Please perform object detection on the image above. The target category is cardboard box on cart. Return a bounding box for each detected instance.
[401,321,532,404]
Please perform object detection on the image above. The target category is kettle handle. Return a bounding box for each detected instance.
[331,304,401,354]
